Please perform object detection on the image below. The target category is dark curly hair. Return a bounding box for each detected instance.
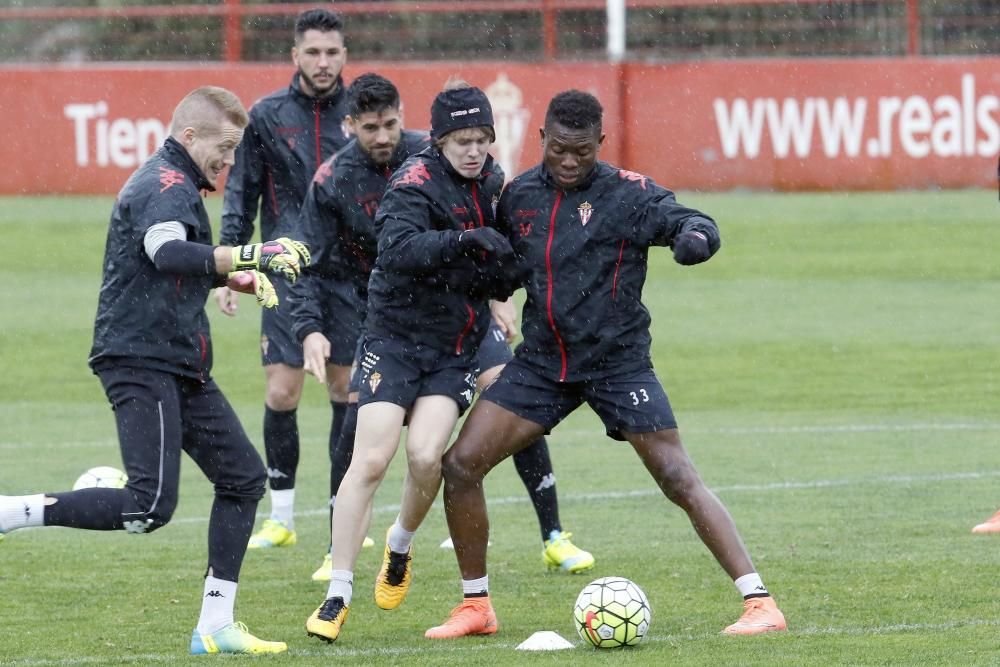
[544,90,603,132]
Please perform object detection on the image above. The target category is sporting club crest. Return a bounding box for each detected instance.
[578,201,593,226]
[368,371,382,394]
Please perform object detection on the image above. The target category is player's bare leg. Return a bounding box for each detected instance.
[307,401,405,642]
[626,428,786,635]
[374,395,458,610]
[426,400,544,639]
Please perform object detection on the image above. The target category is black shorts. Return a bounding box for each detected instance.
[356,334,478,414]
[316,279,366,366]
[260,278,303,367]
[481,357,677,441]
[476,320,514,371]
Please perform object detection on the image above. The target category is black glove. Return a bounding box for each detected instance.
[457,227,514,258]
[672,231,711,265]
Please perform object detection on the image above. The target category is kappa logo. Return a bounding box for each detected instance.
[578,201,594,226]
[618,169,648,189]
[260,335,269,357]
[123,518,153,534]
[313,160,333,184]
[159,166,185,193]
[461,389,474,404]
[266,468,290,480]
[369,371,382,393]
[393,160,431,188]
[205,590,225,598]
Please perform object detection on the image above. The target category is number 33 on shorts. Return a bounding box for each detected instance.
[628,389,650,406]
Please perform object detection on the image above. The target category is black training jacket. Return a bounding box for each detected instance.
[365,146,508,358]
[497,161,721,382]
[89,137,219,381]
[219,74,351,246]
[289,130,432,342]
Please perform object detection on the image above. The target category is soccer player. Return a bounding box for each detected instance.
[217,8,352,551]
[304,81,515,643]
[425,90,788,639]
[290,73,593,583]
[0,86,310,655]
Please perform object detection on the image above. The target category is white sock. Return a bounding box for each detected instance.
[196,576,237,635]
[327,570,353,605]
[387,518,415,553]
[462,575,489,597]
[0,494,45,532]
[734,572,769,598]
[269,489,295,528]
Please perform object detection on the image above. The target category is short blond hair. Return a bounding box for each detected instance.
[169,86,248,137]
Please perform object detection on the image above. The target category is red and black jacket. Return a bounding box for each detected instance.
[89,138,218,381]
[288,130,431,343]
[365,146,507,359]
[220,73,350,246]
[497,161,721,382]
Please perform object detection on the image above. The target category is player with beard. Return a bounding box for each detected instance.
[218,8,354,554]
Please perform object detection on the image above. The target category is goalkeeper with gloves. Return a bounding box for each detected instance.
[0,87,308,656]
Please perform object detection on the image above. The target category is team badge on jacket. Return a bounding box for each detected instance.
[369,371,382,394]
[578,201,593,226]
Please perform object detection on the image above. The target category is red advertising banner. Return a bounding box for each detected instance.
[0,63,620,195]
[624,58,1000,190]
[2,58,998,194]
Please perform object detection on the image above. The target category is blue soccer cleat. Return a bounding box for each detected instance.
[189,622,287,655]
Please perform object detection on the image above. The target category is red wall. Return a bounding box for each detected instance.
[3,58,999,194]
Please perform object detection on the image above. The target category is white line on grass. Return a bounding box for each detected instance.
[160,468,1000,526]
[3,420,1000,451]
[6,618,1000,665]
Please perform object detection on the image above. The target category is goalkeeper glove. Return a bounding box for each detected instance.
[226,270,278,309]
[457,227,514,260]
[231,237,311,283]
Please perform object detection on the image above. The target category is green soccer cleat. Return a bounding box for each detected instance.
[189,622,287,655]
[543,531,595,573]
[248,518,296,549]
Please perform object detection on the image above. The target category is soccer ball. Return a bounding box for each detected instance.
[72,466,128,490]
[573,576,651,648]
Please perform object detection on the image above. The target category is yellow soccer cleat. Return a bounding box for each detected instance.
[311,553,333,582]
[542,531,595,573]
[374,533,412,610]
[189,622,287,655]
[722,597,788,635]
[248,518,297,549]
[306,596,350,643]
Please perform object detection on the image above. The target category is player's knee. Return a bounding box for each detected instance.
[655,462,702,507]
[441,447,486,488]
[122,493,177,534]
[265,378,302,410]
[406,448,442,481]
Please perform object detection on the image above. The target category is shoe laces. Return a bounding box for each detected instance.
[386,549,411,585]
[444,599,488,625]
[318,596,346,621]
[739,597,771,621]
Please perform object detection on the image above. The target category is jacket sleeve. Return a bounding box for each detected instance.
[374,182,464,274]
[219,118,265,246]
[287,179,337,342]
[631,177,721,257]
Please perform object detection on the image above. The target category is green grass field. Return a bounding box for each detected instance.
[1,190,999,666]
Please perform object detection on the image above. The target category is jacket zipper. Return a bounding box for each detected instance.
[314,100,322,169]
[545,191,568,381]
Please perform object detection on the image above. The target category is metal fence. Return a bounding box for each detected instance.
[1,0,999,63]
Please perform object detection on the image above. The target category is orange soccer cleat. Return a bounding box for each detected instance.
[722,596,787,636]
[424,597,499,639]
[972,509,1000,534]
